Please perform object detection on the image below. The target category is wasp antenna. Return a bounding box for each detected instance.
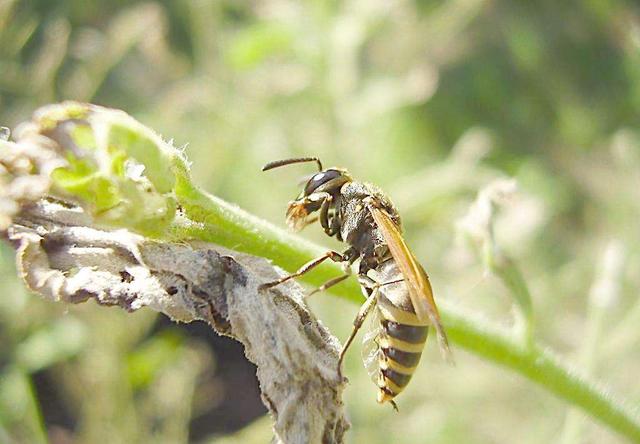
[262,157,323,172]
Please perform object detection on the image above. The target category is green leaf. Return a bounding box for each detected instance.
[105,122,175,194]
[45,103,180,237]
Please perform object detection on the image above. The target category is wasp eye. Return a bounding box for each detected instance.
[304,169,342,195]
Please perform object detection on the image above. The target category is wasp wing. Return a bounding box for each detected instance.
[368,203,452,360]
[361,307,383,382]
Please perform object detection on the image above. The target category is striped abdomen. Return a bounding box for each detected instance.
[362,260,429,404]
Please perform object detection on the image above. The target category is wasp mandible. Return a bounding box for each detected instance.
[261,157,451,408]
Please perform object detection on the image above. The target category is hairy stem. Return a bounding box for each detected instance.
[176,181,640,442]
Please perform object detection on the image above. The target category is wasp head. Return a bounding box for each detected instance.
[262,157,352,231]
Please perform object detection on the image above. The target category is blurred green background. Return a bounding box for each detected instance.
[1,0,640,443]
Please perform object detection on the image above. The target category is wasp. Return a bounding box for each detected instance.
[261,157,451,408]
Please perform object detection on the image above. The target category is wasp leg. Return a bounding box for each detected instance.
[302,215,319,227]
[319,194,340,237]
[259,250,345,290]
[307,245,363,297]
[307,273,351,298]
[379,278,404,287]
[338,286,378,375]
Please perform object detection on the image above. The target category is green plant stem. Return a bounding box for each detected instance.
[174,179,640,442]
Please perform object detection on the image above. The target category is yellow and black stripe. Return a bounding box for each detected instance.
[373,293,429,404]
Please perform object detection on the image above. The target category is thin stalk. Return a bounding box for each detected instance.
[174,180,640,442]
